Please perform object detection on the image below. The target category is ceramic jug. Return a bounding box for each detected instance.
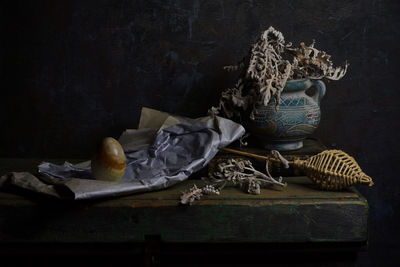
[246,79,326,151]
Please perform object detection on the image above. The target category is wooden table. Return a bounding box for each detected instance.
[0,159,369,266]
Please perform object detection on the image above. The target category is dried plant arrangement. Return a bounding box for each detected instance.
[219,148,374,191]
[180,148,373,204]
[210,26,349,119]
[180,156,287,205]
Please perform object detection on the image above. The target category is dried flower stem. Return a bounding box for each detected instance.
[181,150,291,204]
[180,184,221,205]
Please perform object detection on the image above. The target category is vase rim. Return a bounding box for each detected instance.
[287,78,310,82]
[284,78,313,91]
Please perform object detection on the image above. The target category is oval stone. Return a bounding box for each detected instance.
[91,137,126,182]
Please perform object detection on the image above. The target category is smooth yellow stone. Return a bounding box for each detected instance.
[91,137,126,182]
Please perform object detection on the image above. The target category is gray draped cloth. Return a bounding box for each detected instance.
[0,108,245,200]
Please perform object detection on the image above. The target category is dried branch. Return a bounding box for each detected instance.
[210,158,286,193]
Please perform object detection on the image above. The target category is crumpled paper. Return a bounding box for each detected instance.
[0,107,245,200]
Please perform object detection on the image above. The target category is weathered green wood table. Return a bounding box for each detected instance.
[0,159,369,266]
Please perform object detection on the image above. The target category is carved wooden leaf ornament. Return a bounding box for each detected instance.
[293,150,374,190]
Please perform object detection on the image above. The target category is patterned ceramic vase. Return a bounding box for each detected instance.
[246,79,326,151]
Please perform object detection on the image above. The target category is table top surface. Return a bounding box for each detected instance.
[0,157,366,206]
[0,158,369,244]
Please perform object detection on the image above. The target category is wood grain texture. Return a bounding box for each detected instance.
[0,176,368,244]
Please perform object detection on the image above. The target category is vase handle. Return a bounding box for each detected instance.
[311,80,326,105]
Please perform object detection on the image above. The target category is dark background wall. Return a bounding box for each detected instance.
[1,0,399,266]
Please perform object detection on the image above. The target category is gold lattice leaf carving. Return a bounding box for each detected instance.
[293,150,374,190]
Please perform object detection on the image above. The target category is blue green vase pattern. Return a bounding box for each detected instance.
[247,79,326,151]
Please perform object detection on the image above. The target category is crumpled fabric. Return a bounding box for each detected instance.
[0,109,245,200]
